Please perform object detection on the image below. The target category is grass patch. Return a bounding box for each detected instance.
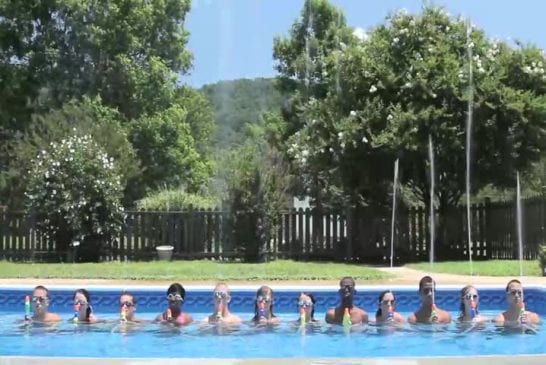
[406,260,541,277]
[0,260,391,281]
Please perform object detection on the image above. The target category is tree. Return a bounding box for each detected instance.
[0,0,210,207]
[128,105,212,200]
[273,0,362,209]
[276,4,546,213]
[334,7,546,210]
[26,134,124,262]
[6,97,139,208]
[273,0,356,135]
[217,118,292,261]
[177,86,216,157]
[0,0,192,123]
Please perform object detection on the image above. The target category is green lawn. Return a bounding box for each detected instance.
[0,260,391,281]
[406,260,542,277]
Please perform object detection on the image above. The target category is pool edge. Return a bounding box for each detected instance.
[1,354,545,365]
[1,283,545,291]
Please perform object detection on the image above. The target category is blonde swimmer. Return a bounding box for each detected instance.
[204,283,241,325]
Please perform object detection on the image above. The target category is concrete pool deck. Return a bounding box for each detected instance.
[0,266,544,287]
[1,355,546,365]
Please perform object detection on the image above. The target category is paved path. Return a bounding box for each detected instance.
[374,267,546,286]
[0,266,543,287]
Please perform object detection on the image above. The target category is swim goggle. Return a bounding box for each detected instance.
[298,300,313,308]
[339,286,355,295]
[167,293,184,302]
[32,296,48,304]
[214,291,228,300]
[256,295,272,303]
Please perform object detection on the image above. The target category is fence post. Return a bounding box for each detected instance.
[345,207,353,261]
[483,198,491,259]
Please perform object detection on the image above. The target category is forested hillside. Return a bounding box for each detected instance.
[201,78,285,148]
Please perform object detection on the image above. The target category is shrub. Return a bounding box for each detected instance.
[136,188,218,211]
[25,134,124,261]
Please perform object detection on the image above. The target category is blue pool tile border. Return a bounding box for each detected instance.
[1,284,545,315]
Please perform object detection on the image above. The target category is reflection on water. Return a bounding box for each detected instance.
[0,311,542,358]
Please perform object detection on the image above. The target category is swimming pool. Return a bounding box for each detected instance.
[0,285,545,359]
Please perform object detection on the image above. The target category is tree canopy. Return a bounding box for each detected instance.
[0,0,214,207]
[273,1,546,211]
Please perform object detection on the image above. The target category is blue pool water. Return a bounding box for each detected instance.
[0,285,545,358]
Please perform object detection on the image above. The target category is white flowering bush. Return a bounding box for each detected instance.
[25,134,124,261]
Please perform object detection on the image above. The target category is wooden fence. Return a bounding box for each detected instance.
[1,196,545,263]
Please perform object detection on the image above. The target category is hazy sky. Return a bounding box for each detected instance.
[183,0,545,87]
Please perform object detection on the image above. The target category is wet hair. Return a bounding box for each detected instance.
[505,279,521,292]
[419,276,435,291]
[167,283,185,299]
[375,290,396,318]
[73,288,92,319]
[33,285,49,297]
[120,290,137,305]
[215,282,230,294]
[458,285,479,318]
[299,292,317,321]
[339,276,355,288]
[252,285,276,322]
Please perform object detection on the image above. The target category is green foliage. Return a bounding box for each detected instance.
[25,134,124,261]
[5,97,138,208]
[200,78,292,261]
[273,0,368,208]
[220,120,292,216]
[0,0,213,209]
[136,188,218,211]
[274,2,546,212]
[177,87,216,157]
[201,78,284,148]
[0,0,192,123]
[128,105,212,199]
[273,0,354,98]
[216,117,292,260]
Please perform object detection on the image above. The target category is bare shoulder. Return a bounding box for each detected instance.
[88,315,99,324]
[229,314,242,324]
[47,313,62,322]
[493,313,505,324]
[359,309,369,323]
[477,314,489,323]
[325,308,336,322]
[357,307,368,316]
[407,313,417,324]
[394,312,405,323]
[440,309,452,321]
[529,311,541,324]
